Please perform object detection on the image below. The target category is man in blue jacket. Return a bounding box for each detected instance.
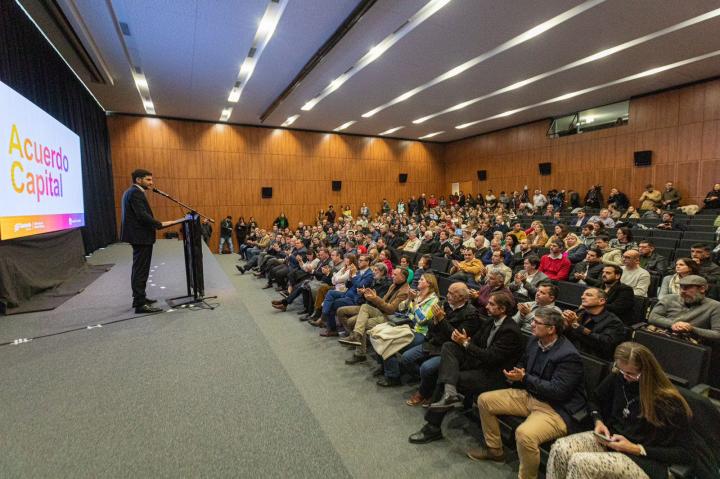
[467,307,586,479]
[319,254,374,337]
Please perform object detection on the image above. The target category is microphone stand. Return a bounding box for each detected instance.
[151,188,217,310]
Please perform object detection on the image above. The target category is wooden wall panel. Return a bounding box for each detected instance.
[444,78,720,206]
[110,117,445,250]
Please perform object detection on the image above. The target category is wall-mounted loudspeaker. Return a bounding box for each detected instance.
[538,162,552,176]
[477,170,487,181]
[634,150,652,167]
[399,173,408,183]
[261,187,273,199]
[332,180,342,191]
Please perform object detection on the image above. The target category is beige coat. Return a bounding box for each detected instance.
[368,323,414,360]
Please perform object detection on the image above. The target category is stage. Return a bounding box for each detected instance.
[0,240,514,478]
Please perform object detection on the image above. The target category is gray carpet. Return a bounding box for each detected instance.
[0,241,517,478]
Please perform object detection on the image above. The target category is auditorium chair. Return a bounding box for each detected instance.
[682,231,717,242]
[430,256,450,275]
[632,328,711,388]
[652,230,683,241]
[437,275,453,300]
[554,281,586,310]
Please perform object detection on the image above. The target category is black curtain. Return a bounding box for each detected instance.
[0,0,115,253]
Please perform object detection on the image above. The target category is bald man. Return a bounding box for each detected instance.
[620,249,651,297]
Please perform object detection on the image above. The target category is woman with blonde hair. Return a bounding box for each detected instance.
[547,341,692,479]
[375,273,439,387]
[528,221,548,250]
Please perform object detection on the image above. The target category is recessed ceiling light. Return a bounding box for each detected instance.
[413,7,720,125]
[455,49,720,130]
[419,131,444,139]
[220,107,233,122]
[379,126,404,136]
[281,114,299,127]
[333,121,356,132]
[361,0,605,118]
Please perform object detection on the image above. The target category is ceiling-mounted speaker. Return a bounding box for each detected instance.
[634,150,652,167]
[477,170,487,181]
[332,180,342,191]
[399,173,408,183]
[261,187,273,199]
[539,162,552,176]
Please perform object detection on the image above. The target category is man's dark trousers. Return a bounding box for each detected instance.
[131,244,153,308]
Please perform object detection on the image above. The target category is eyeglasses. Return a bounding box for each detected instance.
[531,319,552,327]
[612,362,641,380]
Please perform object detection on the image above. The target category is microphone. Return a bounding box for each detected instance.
[152,187,170,197]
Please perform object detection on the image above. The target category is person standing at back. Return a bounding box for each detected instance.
[121,169,182,314]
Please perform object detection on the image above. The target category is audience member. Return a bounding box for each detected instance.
[569,248,604,286]
[661,181,681,209]
[449,248,486,284]
[509,256,548,298]
[514,282,562,333]
[594,235,622,267]
[600,265,635,325]
[649,275,720,340]
[564,234,587,264]
[468,308,587,479]
[702,183,720,209]
[639,184,662,211]
[620,250,651,297]
[561,288,626,360]
[539,240,571,281]
[656,211,686,231]
[658,257,699,300]
[589,209,615,228]
[485,250,513,285]
[690,243,720,284]
[471,271,514,316]
[609,227,637,252]
[638,240,669,278]
[219,215,234,254]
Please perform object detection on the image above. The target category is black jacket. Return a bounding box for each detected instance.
[424,302,481,355]
[565,309,626,361]
[516,336,587,432]
[569,261,604,286]
[120,185,162,245]
[640,252,669,277]
[463,315,524,382]
[603,282,636,325]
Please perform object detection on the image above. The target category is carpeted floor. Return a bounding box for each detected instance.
[0,240,517,478]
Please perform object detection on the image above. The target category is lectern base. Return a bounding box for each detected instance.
[167,294,218,310]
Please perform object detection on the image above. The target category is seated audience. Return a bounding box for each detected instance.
[573,209,589,228]
[468,308,587,479]
[648,275,720,340]
[620,250,651,297]
[638,240,669,278]
[511,238,535,272]
[569,247,604,286]
[658,257,700,300]
[404,283,480,407]
[589,209,616,228]
[374,274,440,387]
[527,222,549,250]
[564,233,587,264]
[690,243,720,284]
[607,188,630,210]
[547,342,693,479]
[449,248,486,284]
[703,183,720,209]
[481,239,512,266]
[600,265,636,326]
[342,268,411,363]
[561,288,626,361]
[416,231,439,255]
[471,271,515,316]
[539,240,571,281]
[318,255,374,337]
[578,224,596,248]
[485,250,513,285]
[609,227,637,252]
[594,235,622,267]
[656,211,686,231]
[509,255,548,298]
[408,293,524,444]
[514,282,562,333]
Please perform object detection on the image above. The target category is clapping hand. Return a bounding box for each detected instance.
[503,367,525,382]
[562,309,578,327]
[468,289,480,300]
[363,288,377,300]
[431,304,445,322]
[451,328,469,345]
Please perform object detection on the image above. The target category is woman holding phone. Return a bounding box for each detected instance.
[546,342,692,479]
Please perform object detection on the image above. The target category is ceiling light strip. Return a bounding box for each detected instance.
[414,7,720,124]
[418,131,444,139]
[379,126,404,136]
[361,0,606,118]
[300,0,453,111]
[456,49,720,130]
[227,0,289,107]
[333,121,356,132]
[281,114,299,127]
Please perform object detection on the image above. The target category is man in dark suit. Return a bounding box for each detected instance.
[600,265,636,325]
[408,292,524,444]
[121,169,180,314]
[319,254,374,337]
[468,308,587,479]
[561,288,626,360]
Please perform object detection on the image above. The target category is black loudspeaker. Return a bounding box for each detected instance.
[332,180,342,191]
[539,162,552,176]
[634,150,652,167]
[399,173,408,183]
[477,170,487,181]
[261,187,273,198]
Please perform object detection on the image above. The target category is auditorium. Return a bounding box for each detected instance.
[2,0,720,477]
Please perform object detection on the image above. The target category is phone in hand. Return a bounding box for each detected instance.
[593,431,613,442]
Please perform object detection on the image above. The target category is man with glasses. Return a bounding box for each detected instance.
[649,275,720,340]
[561,288,626,361]
[637,240,668,277]
[620,250,650,297]
[468,308,586,479]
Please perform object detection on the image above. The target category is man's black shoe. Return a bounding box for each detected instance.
[372,367,384,377]
[235,265,245,274]
[144,298,158,304]
[408,424,443,444]
[428,392,465,411]
[135,304,163,314]
[376,376,401,387]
